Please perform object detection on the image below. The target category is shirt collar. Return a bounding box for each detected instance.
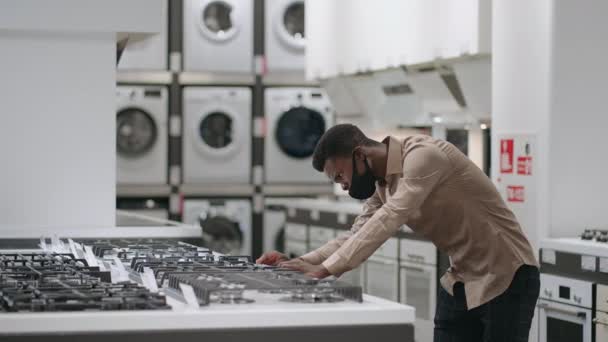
[382,136,403,177]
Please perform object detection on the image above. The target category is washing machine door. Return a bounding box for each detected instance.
[116,108,158,157]
[275,106,325,159]
[275,0,305,50]
[194,108,243,158]
[199,215,243,255]
[198,0,240,42]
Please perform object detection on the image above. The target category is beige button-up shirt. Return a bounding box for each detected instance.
[301,135,538,309]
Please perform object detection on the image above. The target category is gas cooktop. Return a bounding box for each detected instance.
[580,228,608,243]
[0,251,169,312]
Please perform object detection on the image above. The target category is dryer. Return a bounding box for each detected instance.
[116,86,168,185]
[183,0,254,73]
[265,0,306,72]
[183,87,251,184]
[182,198,252,255]
[265,87,333,184]
[118,0,168,71]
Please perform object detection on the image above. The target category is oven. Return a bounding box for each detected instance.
[400,238,437,342]
[596,284,608,342]
[537,274,594,342]
[364,238,399,302]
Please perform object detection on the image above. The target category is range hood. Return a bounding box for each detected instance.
[308,0,492,131]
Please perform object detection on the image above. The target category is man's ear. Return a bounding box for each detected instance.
[352,146,365,161]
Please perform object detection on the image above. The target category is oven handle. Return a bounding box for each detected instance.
[593,318,608,326]
[537,303,586,318]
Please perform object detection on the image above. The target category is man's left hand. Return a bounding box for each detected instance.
[279,258,331,279]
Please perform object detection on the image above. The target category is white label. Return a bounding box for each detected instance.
[310,210,320,221]
[143,267,159,292]
[169,116,181,137]
[169,165,181,186]
[253,117,266,138]
[67,239,79,258]
[337,212,347,225]
[542,249,556,265]
[112,256,129,281]
[84,246,99,267]
[179,283,200,309]
[51,235,63,252]
[39,237,48,251]
[169,193,181,215]
[170,52,182,72]
[600,258,608,273]
[581,255,597,272]
[253,194,264,214]
[288,207,296,217]
[253,166,264,186]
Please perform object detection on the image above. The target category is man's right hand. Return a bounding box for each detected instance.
[256,251,289,265]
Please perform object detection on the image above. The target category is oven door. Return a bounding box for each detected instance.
[595,311,608,342]
[538,299,592,342]
[365,256,399,302]
[400,261,436,342]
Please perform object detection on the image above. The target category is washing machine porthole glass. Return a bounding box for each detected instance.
[199,111,233,149]
[202,1,234,36]
[283,1,305,41]
[275,106,325,159]
[116,108,158,157]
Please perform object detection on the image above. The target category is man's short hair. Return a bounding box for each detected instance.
[312,124,374,172]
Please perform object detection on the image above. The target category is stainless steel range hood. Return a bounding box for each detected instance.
[307,0,492,131]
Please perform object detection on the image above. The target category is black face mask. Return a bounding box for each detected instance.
[348,153,377,200]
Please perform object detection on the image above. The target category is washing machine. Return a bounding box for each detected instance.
[265,0,306,72]
[183,0,254,73]
[118,0,168,71]
[183,87,251,184]
[116,86,168,184]
[265,87,333,184]
[182,199,252,255]
[263,198,289,253]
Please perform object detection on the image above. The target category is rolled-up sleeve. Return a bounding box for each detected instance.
[322,146,453,275]
[299,191,384,265]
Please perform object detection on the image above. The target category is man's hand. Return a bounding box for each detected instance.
[256,251,289,266]
[279,258,331,279]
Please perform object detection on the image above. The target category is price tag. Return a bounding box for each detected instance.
[310,210,320,221]
[581,255,597,272]
[39,237,48,251]
[112,256,129,282]
[51,235,63,252]
[541,249,556,265]
[599,257,608,273]
[67,239,81,258]
[179,283,200,309]
[143,267,159,292]
[337,212,347,225]
[84,246,99,267]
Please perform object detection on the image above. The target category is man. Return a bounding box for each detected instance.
[257,124,539,342]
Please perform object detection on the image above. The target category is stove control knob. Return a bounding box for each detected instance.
[544,289,553,298]
[573,295,582,304]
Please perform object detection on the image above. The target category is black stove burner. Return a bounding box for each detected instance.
[580,229,608,243]
[0,252,168,312]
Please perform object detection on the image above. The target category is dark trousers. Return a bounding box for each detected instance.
[433,265,540,342]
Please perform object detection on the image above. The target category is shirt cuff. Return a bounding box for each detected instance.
[322,252,349,276]
[299,250,324,265]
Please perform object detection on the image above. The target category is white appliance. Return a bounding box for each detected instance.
[116,86,168,185]
[284,222,307,258]
[596,284,608,342]
[118,0,168,71]
[183,87,252,184]
[264,87,333,184]
[264,0,306,73]
[183,0,253,73]
[182,198,252,255]
[365,238,399,302]
[537,274,594,342]
[400,238,437,342]
[263,199,288,252]
[308,225,335,251]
